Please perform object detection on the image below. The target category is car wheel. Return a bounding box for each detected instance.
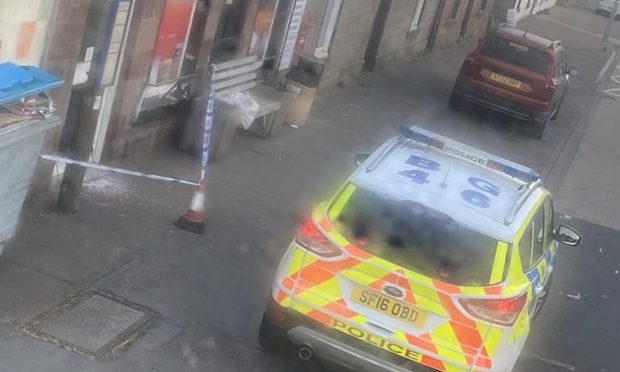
[449,91,464,111]
[530,116,548,139]
[258,314,291,354]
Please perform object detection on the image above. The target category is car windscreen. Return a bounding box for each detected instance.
[482,35,551,75]
[332,186,500,286]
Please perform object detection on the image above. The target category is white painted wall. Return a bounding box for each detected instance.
[0,0,55,66]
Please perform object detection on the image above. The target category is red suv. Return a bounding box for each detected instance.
[450,25,577,138]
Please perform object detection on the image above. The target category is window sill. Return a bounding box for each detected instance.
[406,28,421,40]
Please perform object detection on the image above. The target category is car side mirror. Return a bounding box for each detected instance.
[567,66,578,77]
[555,225,582,247]
[355,153,371,167]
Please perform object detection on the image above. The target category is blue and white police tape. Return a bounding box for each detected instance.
[40,154,200,187]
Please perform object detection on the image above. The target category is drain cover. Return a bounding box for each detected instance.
[24,290,154,359]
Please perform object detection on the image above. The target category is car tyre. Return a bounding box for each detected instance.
[259,314,291,354]
[531,116,548,139]
[449,91,464,111]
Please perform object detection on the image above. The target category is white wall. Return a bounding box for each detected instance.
[0,0,55,66]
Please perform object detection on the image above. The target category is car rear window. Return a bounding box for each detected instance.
[332,186,501,286]
[482,35,551,75]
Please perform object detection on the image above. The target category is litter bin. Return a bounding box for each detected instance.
[0,63,64,252]
[283,55,326,127]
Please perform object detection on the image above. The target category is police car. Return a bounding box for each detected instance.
[260,126,582,372]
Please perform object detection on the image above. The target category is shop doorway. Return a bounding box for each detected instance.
[363,0,392,72]
[212,0,255,62]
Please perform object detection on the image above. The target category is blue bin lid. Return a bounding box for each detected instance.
[0,63,64,105]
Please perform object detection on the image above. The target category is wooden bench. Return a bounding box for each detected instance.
[210,56,284,158]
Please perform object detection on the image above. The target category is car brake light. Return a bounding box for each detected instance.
[545,80,557,92]
[459,292,528,326]
[295,219,342,257]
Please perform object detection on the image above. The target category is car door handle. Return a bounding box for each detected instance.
[534,284,544,296]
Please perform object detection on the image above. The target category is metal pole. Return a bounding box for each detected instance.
[523,1,537,37]
[603,0,620,42]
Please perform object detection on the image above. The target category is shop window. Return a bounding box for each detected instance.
[314,0,342,59]
[409,0,426,32]
[249,0,280,59]
[450,0,461,19]
[0,0,55,66]
[149,0,197,85]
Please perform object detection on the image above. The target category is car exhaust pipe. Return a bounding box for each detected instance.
[298,345,313,361]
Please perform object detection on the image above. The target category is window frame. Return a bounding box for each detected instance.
[543,198,555,248]
[409,0,426,32]
[518,202,546,271]
[314,0,342,59]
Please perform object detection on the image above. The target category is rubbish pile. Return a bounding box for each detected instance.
[0,93,56,127]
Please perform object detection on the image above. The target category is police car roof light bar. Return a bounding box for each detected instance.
[399,125,540,184]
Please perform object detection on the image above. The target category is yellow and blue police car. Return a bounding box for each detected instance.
[260,125,582,371]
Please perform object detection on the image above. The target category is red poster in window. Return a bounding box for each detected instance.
[151,0,195,84]
[16,21,37,60]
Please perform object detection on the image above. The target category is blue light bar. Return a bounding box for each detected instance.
[400,125,540,183]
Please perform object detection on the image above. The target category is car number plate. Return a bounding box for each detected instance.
[490,72,522,88]
[352,286,427,327]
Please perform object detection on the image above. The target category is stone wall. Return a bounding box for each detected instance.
[318,0,380,89]
[375,0,440,68]
[434,0,493,48]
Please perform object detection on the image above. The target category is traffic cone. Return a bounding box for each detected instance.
[175,184,206,234]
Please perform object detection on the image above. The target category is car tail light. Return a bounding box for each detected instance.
[459,292,528,326]
[545,80,558,92]
[295,219,342,257]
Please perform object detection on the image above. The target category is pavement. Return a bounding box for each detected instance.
[1,5,619,372]
[555,66,620,231]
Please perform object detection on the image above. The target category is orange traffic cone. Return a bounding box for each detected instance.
[175,184,206,234]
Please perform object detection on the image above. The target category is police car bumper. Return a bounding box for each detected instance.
[288,326,418,372]
[265,296,439,372]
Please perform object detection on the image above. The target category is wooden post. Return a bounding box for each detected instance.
[56,83,100,212]
[180,0,226,154]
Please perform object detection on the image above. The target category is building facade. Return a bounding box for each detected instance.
[1,0,499,192]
